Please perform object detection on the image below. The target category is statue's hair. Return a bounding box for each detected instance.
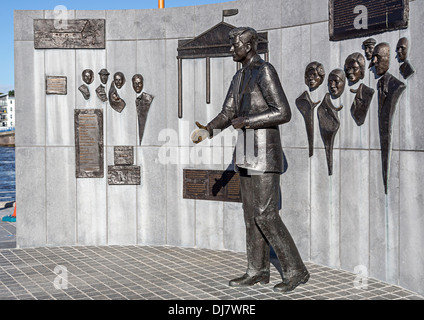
[229,27,258,51]
[132,74,144,82]
[305,61,325,79]
[344,52,366,80]
[329,68,346,82]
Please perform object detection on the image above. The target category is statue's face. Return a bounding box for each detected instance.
[114,74,125,89]
[305,68,323,89]
[371,45,390,76]
[100,73,109,84]
[132,77,144,93]
[396,39,408,62]
[328,74,345,98]
[82,70,93,85]
[230,36,249,63]
[345,61,362,84]
[364,44,375,60]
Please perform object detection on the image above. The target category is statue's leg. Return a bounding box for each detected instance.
[253,173,309,292]
[240,173,270,277]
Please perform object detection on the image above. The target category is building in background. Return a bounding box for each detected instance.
[0,92,15,131]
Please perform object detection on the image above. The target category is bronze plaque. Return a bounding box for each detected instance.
[183,169,241,203]
[34,19,105,49]
[114,146,134,166]
[108,166,141,185]
[46,76,67,95]
[75,109,104,178]
[329,0,409,41]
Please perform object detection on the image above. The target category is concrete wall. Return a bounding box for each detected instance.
[14,0,424,295]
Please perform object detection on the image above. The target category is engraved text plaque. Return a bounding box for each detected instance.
[183,169,241,203]
[114,146,134,166]
[75,109,104,178]
[46,76,67,95]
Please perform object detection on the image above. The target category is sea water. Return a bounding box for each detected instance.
[0,147,15,202]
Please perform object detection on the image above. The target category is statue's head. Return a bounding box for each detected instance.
[396,37,409,63]
[371,42,390,76]
[304,61,325,90]
[362,38,376,61]
[113,72,126,89]
[328,69,346,98]
[132,74,144,94]
[229,27,258,63]
[98,68,110,85]
[344,52,366,84]
[82,69,94,85]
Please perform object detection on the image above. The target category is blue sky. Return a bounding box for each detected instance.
[0,0,231,93]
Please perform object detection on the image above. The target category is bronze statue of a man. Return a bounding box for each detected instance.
[370,42,406,194]
[191,27,309,293]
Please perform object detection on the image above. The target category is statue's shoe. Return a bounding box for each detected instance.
[273,269,310,293]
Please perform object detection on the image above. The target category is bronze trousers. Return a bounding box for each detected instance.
[239,169,307,279]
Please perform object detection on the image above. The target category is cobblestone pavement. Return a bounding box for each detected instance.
[0,245,423,300]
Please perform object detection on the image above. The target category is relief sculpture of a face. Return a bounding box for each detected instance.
[344,52,366,85]
[82,69,94,85]
[362,38,376,61]
[396,37,408,63]
[113,72,126,89]
[304,62,325,90]
[328,69,346,98]
[132,74,144,94]
[370,43,390,77]
[98,68,110,85]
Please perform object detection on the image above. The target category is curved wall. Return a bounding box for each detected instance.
[14,0,424,295]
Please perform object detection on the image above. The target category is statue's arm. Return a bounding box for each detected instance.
[246,63,291,129]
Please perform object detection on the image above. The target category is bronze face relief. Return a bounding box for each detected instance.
[344,52,365,85]
[345,52,375,126]
[99,68,110,85]
[132,74,144,94]
[396,37,416,80]
[371,42,406,194]
[370,42,391,77]
[113,72,126,89]
[304,61,325,91]
[328,69,346,99]
[362,38,376,61]
[82,69,94,85]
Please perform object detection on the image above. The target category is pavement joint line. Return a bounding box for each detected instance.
[63,246,159,299]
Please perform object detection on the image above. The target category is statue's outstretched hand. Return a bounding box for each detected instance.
[191,121,210,144]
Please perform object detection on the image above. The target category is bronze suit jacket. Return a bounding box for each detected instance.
[207,55,291,173]
[377,72,406,193]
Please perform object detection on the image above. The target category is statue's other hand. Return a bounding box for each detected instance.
[191,122,210,144]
